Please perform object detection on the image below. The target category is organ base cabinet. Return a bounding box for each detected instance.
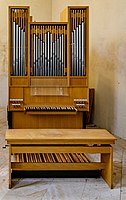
[8,111,85,129]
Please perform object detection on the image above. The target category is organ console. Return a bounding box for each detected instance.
[8,6,89,129]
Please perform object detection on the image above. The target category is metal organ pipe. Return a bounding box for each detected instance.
[40,26,43,76]
[47,30,50,76]
[81,21,85,76]
[16,23,19,76]
[61,32,64,76]
[50,31,53,76]
[11,9,27,76]
[37,27,41,76]
[11,9,86,77]
[30,24,67,76]
[12,20,16,75]
[71,9,85,76]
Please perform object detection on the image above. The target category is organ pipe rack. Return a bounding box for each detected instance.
[9,6,29,77]
[30,22,67,77]
[8,6,89,129]
[60,6,89,82]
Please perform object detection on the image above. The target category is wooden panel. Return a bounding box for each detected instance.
[101,147,113,189]
[60,7,68,22]
[11,146,112,154]
[25,111,77,115]
[30,87,69,96]
[9,88,23,99]
[6,129,116,145]
[11,162,105,171]
[23,87,88,106]
[10,77,29,86]
[30,77,68,87]
[10,111,83,129]
[70,77,88,87]
[24,87,71,105]
[70,87,88,98]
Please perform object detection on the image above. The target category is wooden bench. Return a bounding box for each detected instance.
[5,129,116,189]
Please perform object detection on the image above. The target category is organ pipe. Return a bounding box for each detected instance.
[11,8,28,76]
[71,9,86,76]
[30,24,67,76]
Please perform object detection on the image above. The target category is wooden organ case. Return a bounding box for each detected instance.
[8,6,89,129]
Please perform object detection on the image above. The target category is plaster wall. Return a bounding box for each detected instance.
[52,0,126,139]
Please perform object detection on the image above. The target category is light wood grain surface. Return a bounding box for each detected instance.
[6,129,116,145]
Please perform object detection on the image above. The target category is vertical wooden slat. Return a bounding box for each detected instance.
[9,146,12,189]
[22,153,24,162]
[51,153,56,162]
[38,153,42,162]
[75,153,84,163]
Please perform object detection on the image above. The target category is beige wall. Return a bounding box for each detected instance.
[89,0,126,140]
[52,0,126,139]
[1,0,126,139]
[0,0,52,106]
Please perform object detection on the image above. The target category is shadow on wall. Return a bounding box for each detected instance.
[0,43,7,74]
[0,39,8,108]
[90,42,118,134]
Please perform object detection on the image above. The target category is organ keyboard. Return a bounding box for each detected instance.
[24,106,77,112]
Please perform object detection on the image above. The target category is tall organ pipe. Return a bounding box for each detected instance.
[12,21,16,75]
[81,22,84,76]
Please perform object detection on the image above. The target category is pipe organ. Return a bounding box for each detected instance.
[8,6,89,129]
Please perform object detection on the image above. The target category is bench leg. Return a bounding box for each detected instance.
[9,146,12,189]
[101,146,113,189]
